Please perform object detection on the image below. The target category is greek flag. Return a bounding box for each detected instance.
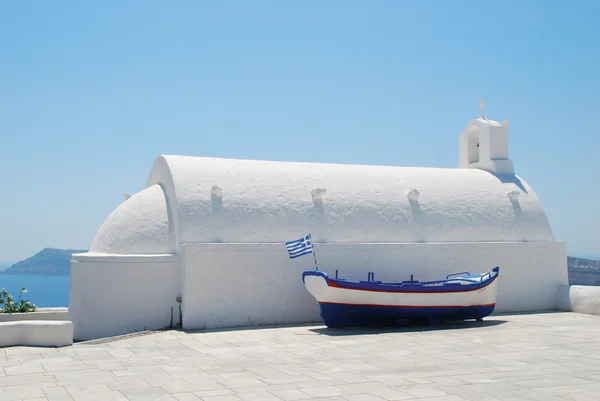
[286,234,313,259]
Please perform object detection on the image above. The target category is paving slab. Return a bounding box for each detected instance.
[1,312,600,400]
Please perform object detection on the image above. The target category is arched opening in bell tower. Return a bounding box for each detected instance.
[468,129,480,164]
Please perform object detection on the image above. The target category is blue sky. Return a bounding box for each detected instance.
[0,0,599,263]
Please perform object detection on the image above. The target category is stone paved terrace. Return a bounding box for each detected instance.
[2,312,600,401]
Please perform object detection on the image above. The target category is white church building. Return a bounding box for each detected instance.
[69,106,568,341]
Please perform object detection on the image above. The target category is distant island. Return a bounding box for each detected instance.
[568,256,600,286]
[1,248,599,284]
[1,248,87,275]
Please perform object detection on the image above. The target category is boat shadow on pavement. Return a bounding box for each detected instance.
[308,318,508,336]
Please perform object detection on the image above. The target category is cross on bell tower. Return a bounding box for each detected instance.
[478,97,486,119]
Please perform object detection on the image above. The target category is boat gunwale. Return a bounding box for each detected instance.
[302,267,499,294]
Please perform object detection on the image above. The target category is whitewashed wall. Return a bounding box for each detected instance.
[69,254,180,341]
[180,242,567,330]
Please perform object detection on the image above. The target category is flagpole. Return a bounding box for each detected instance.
[309,233,319,271]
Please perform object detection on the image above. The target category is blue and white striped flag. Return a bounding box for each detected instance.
[286,234,314,259]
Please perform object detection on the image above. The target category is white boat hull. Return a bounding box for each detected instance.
[302,269,499,327]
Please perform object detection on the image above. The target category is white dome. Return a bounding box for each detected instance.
[143,155,553,250]
[89,184,175,254]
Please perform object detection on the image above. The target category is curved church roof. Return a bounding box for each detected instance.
[89,117,554,255]
[90,184,175,254]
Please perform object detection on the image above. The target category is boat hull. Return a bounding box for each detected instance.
[302,269,499,328]
[318,303,496,328]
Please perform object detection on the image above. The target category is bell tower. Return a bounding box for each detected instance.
[458,98,514,175]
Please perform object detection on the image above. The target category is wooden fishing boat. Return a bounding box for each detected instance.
[302,267,500,328]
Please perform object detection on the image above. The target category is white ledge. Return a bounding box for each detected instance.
[71,253,178,263]
[0,307,68,323]
[557,285,600,316]
[0,320,73,347]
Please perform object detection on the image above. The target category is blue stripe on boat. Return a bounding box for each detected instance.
[318,303,496,328]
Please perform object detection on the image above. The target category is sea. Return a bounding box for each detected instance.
[0,274,70,307]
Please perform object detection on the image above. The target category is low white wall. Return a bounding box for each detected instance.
[69,253,180,341]
[0,308,68,323]
[180,242,567,330]
[0,321,73,348]
[557,285,600,316]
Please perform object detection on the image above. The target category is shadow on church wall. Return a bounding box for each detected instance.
[492,173,528,194]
